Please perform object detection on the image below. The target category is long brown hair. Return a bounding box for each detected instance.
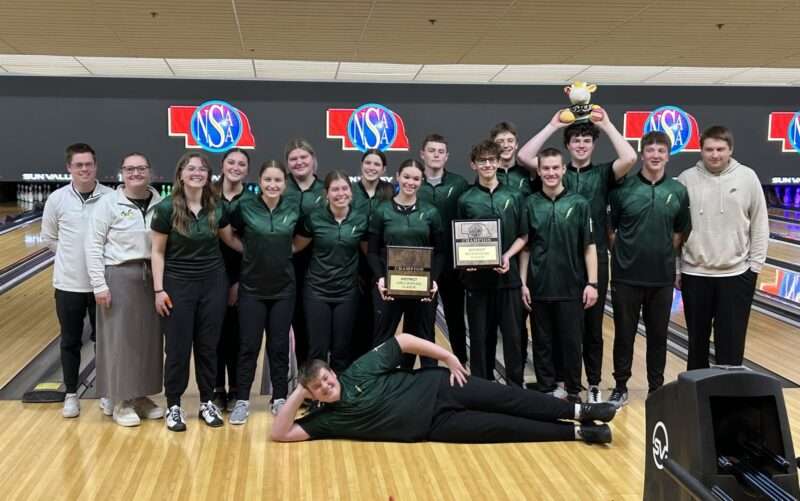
[171,152,218,235]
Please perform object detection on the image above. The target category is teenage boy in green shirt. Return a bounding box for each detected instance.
[518,148,598,403]
[417,134,470,364]
[607,131,691,408]
[456,140,528,386]
[518,108,637,403]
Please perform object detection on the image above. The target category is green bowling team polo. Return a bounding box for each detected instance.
[369,199,444,248]
[297,204,369,301]
[418,170,469,265]
[456,182,526,289]
[564,161,618,259]
[285,175,325,215]
[609,172,691,287]
[524,189,594,301]
[150,196,227,279]
[296,337,446,442]
[496,163,533,197]
[227,194,302,299]
[352,179,395,218]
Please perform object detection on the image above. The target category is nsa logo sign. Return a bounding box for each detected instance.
[768,111,800,153]
[327,103,410,152]
[624,106,701,154]
[169,100,256,153]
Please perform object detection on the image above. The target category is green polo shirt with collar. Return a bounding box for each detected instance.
[285,175,325,216]
[564,161,618,260]
[496,162,533,197]
[418,170,470,266]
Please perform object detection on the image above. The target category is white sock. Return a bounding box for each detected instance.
[574,425,581,440]
[574,403,582,420]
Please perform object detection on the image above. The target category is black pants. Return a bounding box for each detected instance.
[682,271,757,370]
[237,293,294,401]
[352,269,376,360]
[373,291,436,369]
[582,261,608,386]
[215,303,239,392]
[437,268,468,364]
[466,288,524,386]
[531,300,584,395]
[611,283,673,392]
[55,289,96,394]
[304,289,359,374]
[292,250,312,365]
[163,269,227,407]
[428,375,575,443]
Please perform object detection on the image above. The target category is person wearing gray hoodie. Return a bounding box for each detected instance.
[676,126,769,370]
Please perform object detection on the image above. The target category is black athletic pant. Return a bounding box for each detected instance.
[352,269,376,360]
[215,303,239,393]
[237,293,294,402]
[611,283,672,392]
[163,269,227,408]
[682,270,757,370]
[55,289,96,394]
[466,287,524,386]
[437,268,468,364]
[304,289,359,374]
[373,291,436,369]
[428,374,575,443]
[292,250,312,365]
[582,260,608,386]
[531,300,584,396]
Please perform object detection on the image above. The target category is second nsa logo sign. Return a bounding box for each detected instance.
[327,103,410,152]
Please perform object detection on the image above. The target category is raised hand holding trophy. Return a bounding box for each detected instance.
[558,81,605,124]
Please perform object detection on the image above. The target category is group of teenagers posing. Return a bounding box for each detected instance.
[43,105,767,445]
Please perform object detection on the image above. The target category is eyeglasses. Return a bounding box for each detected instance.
[121,165,150,174]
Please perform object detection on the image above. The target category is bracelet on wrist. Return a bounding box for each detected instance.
[587,282,598,289]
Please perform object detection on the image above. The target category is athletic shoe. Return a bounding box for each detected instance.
[579,402,617,423]
[165,405,186,432]
[270,398,287,416]
[62,393,80,418]
[608,389,629,409]
[578,424,612,444]
[199,401,224,427]
[99,397,114,416]
[113,401,141,427]
[229,400,249,425]
[212,391,227,412]
[133,397,164,420]
[227,392,238,412]
[551,385,568,400]
[587,385,602,404]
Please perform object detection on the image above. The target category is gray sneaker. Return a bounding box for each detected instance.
[63,393,80,418]
[229,400,249,425]
[270,398,287,416]
[608,389,629,409]
[99,397,114,416]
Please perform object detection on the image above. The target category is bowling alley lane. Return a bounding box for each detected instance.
[0,221,46,271]
[769,207,800,222]
[770,218,800,242]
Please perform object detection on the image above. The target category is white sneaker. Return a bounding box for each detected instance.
[132,396,164,419]
[165,405,186,432]
[99,397,114,416]
[587,385,602,404]
[270,398,287,416]
[551,384,568,400]
[62,393,80,418]
[113,401,142,427]
[199,401,224,427]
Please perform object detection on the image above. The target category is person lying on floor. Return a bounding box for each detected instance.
[270,333,616,444]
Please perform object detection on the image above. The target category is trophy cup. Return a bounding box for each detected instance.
[558,81,603,124]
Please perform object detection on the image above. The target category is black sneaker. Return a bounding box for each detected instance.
[579,402,617,423]
[211,391,227,412]
[165,405,186,432]
[199,401,224,427]
[608,388,629,409]
[578,424,612,444]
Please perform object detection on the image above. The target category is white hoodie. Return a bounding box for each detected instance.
[85,186,163,294]
[677,158,768,277]
[41,182,114,292]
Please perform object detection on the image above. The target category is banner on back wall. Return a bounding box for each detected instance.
[168,100,256,153]
[624,106,701,155]
[768,111,800,154]
[327,103,410,152]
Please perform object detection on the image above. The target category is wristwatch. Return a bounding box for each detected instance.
[587,282,598,289]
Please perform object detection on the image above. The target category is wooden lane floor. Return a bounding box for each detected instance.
[770,218,800,241]
[670,290,800,385]
[757,264,800,305]
[0,202,24,218]
[0,316,687,501]
[0,268,58,388]
[770,207,800,221]
[0,220,46,270]
[769,238,800,264]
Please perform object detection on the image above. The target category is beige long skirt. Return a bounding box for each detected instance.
[96,261,163,401]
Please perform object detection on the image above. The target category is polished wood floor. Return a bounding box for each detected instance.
[770,219,800,241]
[770,207,800,221]
[769,239,800,264]
[0,220,45,270]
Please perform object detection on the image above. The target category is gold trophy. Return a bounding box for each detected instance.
[558,81,604,124]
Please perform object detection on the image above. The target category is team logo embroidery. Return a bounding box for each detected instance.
[624,106,701,154]
[327,104,410,152]
[768,111,800,153]
[168,100,256,153]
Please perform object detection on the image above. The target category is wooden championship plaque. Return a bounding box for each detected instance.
[452,218,502,269]
[386,246,433,298]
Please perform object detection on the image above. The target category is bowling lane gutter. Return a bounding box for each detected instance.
[0,212,41,236]
[0,248,53,296]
